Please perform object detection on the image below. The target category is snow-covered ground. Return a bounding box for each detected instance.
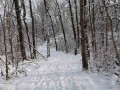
[0,44,120,90]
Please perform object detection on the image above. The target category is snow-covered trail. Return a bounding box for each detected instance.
[0,45,120,90]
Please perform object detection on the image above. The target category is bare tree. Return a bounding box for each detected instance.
[80,0,88,70]
[68,0,77,55]
[55,0,68,53]
[74,0,80,48]
[103,0,120,65]
[22,0,32,59]
[13,0,27,60]
[29,0,36,59]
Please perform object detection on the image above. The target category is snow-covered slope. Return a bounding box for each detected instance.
[0,44,120,90]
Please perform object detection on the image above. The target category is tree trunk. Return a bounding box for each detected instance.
[103,1,120,65]
[29,0,36,59]
[74,0,80,48]
[48,13,58,51]
[22,0,32,59]
[55,0,68,53]
[80,0,88,70]
[13,0,27,60]
[43,0,51,57]
[68,0,77,55]
[92,0,97,51]
[0,16,9,80]
[7,17,14,67]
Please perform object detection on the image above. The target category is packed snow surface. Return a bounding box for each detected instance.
[0,44,120,90]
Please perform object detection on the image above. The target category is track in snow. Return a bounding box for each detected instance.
[0,45,119,90]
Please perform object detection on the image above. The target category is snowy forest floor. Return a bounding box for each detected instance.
[0,44,120,90]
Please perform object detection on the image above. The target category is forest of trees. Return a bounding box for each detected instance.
[0,0,120,81]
